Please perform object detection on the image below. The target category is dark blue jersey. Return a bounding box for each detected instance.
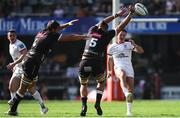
[83,26,116,59]
[27,30,61,63]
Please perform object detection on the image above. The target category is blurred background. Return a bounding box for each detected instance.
[0,0,180,100]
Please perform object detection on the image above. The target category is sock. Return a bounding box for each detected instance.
[32,91,45,109]
[122,87,129,97]
[81,96,87,107]
[95,90,103,107]
[127,102,132,113]
[10,92,23,112]
[10,92,16,99]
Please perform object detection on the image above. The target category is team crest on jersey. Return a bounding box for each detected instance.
[124,44,127,48]
[18,44,24,48]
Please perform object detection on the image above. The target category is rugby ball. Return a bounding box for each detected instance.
[134,3,148,16]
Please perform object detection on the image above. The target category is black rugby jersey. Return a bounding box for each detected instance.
[27,30,61,63]
[83,26,116,59]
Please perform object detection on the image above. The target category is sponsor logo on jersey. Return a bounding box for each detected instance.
[115,53,128,58]
[91,32,102,38]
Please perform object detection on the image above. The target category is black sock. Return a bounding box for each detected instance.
[95,92,102,107]
[10,93,23,112]
[81,97,87,107]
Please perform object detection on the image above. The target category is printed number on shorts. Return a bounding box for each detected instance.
[89,38,98,47]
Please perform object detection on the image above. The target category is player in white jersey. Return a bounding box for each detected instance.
[6,29,48,114]
[107,29,144,116]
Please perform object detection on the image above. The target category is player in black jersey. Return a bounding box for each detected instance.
[79,6,135,116]
[6,19,88,116]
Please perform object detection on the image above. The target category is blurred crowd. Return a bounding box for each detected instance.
[0,0,180,17]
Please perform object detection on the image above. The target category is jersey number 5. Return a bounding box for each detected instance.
[89,38,98,47]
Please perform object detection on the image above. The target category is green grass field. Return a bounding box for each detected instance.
[0,100,180,117]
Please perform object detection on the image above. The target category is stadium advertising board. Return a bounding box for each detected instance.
[0,16,98,35]
[126,20,180,34]
[0,16,180,35]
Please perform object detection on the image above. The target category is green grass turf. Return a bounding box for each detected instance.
[0,100,180,117]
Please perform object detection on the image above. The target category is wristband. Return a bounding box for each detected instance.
[114,13,119,18]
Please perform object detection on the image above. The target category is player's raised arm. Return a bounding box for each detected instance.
[96,7,129,28]
[59,34,89,42]
[115,5,135,34]
[59,19,79,30]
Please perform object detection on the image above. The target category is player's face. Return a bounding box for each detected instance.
[117,31,127,42]
[7,32,16,43]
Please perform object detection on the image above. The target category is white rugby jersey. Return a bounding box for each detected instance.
[108,41,134,68]
[9,39,26,68]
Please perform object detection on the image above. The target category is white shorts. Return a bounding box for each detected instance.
[114,65,134,78]
[12,67,23,79]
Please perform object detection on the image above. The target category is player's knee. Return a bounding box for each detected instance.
[96,79,106,91]
[21,74,33,85]
[79,75,89,85]
[80,79,88,85]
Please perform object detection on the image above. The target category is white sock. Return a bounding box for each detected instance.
[122,87,129,97]
[127,102,132,113]
[17,91,24,97]
[10,92,16,99]
[32,91,45,108]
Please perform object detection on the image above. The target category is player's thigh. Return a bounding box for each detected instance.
[115,68,127,85]
[93,62,106,83]
[79,59,92,84]
[124,65,134,79]
[22,58,40,83]
[9,74,21,91]
[27,80,37,94]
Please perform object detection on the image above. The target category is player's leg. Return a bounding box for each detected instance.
[8,74,21,100]
[7,59,38,116]
[28,80,48,114]
[79,82,88,116]
[94,72,106,116]
[126,77,134,116]
[115,69,129,97]
[78,59,90,116]
[7,74,32,116]
[115,68,133,115]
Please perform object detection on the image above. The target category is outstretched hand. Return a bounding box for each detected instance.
[128,5,135,14]
[68,19,79,25]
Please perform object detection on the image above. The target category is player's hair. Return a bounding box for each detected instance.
[46,20,60,31]
[8,29,16,33]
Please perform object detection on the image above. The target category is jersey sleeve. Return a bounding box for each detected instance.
[17,42,26,51]
[107,44,115,56]
[128,42,135,50]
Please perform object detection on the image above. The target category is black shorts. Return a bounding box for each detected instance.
[22,57,40,80]
[79,59,105,79]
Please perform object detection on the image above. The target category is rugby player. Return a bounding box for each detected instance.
[6,19,88,116]
[107,30,144,116]
[78,6,135,116]
[6,29,48,114]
